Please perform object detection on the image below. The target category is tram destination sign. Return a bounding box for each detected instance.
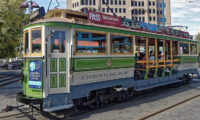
[29,60,42,89]
[88,11,122,27]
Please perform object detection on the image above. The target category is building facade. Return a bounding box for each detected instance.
[67,0,171,26]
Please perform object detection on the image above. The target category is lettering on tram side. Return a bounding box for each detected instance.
[88,11,122,27]
[72,68,134,85]
[29,60,42,89]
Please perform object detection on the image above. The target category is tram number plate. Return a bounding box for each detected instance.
[29,60,42,89]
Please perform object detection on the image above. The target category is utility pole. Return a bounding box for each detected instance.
[98,0,102,12]
[162,0,165,27]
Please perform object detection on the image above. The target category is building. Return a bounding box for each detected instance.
[67,0,171,26]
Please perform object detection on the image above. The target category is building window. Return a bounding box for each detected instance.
[153,17,155,21]
[77,2,79,6]
[93,0,96,5]
[131,1,134,6]
[111,8,113,12]
[119,8,122,13]
[102,0,105,4]
[123,0,126,5]
[153,1,155,6]
[81,0,84,5]
[142,1,144,6]
[142,9,145,14]
[139,9,141,14]
[111,35,133,54]
[149,1,151,6]
[149,17,152,21]
[107,0,109,4]
[107,8,109,12]
[142,17,145,22]
[153,9,155,13]
[135,9,137,14]
[86,0,88,5]
[160,10,162,15]
[123,8,126,13]
[149,9,151,13]
[115,0,117,5]
[132,17,134,20]
[139,17,141,21]
[131,9,134,14]
[138,1,141,6]
[102,8,105,12]
[73,3,74,8]
[115,8,118,13]
[89,0,92,5]
[135,17,138,21]
[111,0,113,5]
[135,1,137,6]
[51,31,66,53]
[119,0,121,5]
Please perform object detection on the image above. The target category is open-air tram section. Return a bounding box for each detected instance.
[16,9,199,117]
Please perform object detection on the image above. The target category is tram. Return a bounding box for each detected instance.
[17,9,199,112]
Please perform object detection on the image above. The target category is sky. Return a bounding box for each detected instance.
[33,0,200,35]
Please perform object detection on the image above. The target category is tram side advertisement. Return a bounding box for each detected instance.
[29,60,42,89]
[88,11,121,27]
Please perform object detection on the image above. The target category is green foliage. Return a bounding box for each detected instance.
[0,0,28,58]
[196,33,200,53]
[196,33,200,42]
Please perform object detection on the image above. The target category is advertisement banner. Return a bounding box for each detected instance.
[29,60,42,89]
[88,11,122,27]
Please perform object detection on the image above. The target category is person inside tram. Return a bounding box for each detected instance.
[149,51,155,61]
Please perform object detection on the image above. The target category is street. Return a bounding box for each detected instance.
[0,72,200,120]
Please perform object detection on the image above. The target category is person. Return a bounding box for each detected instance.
[149,51,155,61]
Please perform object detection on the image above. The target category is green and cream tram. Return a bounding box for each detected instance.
[17,9,199,112]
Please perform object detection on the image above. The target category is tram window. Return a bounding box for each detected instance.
[51,31,66,53]
[31,29,41,53]
[135,36,146,59]
[190,44,197,55]
[24,31,29,54]
[180,43,189,55]
[172,41,178,55]
[75,31,107,54]
[111,35,133,54]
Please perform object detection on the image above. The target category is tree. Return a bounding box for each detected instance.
[196,33,200,53]
[0,0,28,58]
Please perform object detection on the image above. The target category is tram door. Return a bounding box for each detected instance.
[47,28,70,94]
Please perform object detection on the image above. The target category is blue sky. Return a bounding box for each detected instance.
[34,0,200,35]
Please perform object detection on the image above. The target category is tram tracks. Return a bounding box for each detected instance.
[138,94,200,120]
[0,75,21,88]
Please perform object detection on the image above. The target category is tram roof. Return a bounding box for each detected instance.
[25,9,199,44]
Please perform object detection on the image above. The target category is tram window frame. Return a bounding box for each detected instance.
[172,41,178,55]
[179,42,189,55]
[190,44,198,55]
[30,27,43,56]
[110,33,133,55]
[51,31,66,53]
[74,29,108,55]
[24,30,29,57]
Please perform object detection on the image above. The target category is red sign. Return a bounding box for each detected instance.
[88,11,121,27]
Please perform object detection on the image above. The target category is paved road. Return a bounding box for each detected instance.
[0,73,22,111]
[1,78,200,120]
